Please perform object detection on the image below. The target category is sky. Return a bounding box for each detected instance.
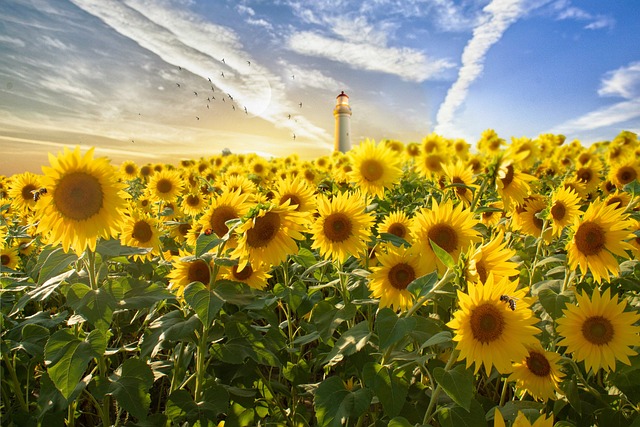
[1,0,639,175]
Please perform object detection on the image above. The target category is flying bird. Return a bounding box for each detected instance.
[176,83,181,87]
[288,114,291,119]
[194,91,198,96]
[247,61,251,66]
[244,106,248,114]
[208,77,212,83]
[293,134,296,140]
[222,58,225,64]
[196,116,200,120]
[299,102,302,108]
[232,105,235,111]
[221,72,225,78]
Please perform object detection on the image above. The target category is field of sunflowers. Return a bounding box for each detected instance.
[1,130,640,427]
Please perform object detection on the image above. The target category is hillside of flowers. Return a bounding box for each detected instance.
[1,130,640,427]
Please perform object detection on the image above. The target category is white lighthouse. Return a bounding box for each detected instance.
[333,91,352,153]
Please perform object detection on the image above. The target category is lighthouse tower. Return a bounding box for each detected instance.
[333,91,352,153]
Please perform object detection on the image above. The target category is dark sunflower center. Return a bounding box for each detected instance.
[482,211,496,220]
[178,223,191,236]
[209,205,237,237]
[125,164,136,174]
[323,213,353,243]
[188,259,211,285]
[578,153,591,164]
[489,140,501,150]
[361,159,384,182]
[281,194,301,210]
[550,202,566,221]
[1,254,10,266]
[253,164,264,174]
[452,177,467,196]
[186,194,201,207]
[428,223,458,253]
[574,221,605,256]
[532,210,544,230]
[525,350,551,377]
[156,178,173,194]
[246,211,281,248]
[501,165,515,187]
[425,155,443,172]
[617,166,637,185]
[577,168,593,183]
[388,263,416,290]
[233,264,254,281]
[304,170,315,181]
[22,184,38,201]
[55,172,104,221]
[132,220,153,243]
[604,181,616,193]
[582,315,614,345]
[470,303,505,343]
[424,141,438,152]
[140,166,152,177]
[387,223,407,238]
[606,197,623,208]
[475,260,488,284]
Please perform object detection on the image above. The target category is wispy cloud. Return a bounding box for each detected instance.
[551,61,640,135]
[435,0,533,136]
[553,0,615,30]
[0,34,26,48]
[277,59,345,91]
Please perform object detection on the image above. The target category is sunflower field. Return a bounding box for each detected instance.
[1,130,640,427]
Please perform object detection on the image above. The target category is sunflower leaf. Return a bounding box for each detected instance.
[195,233,224,258]
[437,398,487,427]
[433,364,474,411]
[362,363,408,418]
[537,289,570,320]
[314,376,373,427]
[108,357,154,420]
[407,271,439,299]
[183,281,223,329]
[375,308,416,350]
[429,239,456,269]
[321,321,372,366]
[36,246,78,285]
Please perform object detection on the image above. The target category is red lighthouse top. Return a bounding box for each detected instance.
[337,91,348,98]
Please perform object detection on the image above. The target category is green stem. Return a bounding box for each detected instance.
[98,357,112,427]
[423,349,459,425]
[194,329,208,401]
[67,398,76,427]
[255,368,294,427]
[82,388,105,425]
[170,342,184,393]
[2,352,28,412]
[86,249,99,291]
[499,377,510,406]
[528,219,548,288]
[470,174,490,211]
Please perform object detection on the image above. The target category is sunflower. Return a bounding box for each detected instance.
[181,192,208,217]
[247,157,271,180]
[574,159,602,195]
[510,137,540,170]
[119,160,139,180]
[447,274,539,374]
[422,133,446,154]
[272,176,317,215]
[199,189,251,248]
[566,200,635,283]
[35,147,127,255]
[415,152,446,180]
[310,191,375,263]
[347,139,402,199]
[604,190,632,210]
[7,172,41,212]
[494,410,554,427]
[368,245,429,311]
[548,187,581,238]
[442,161,477,206]
[466,231,519,285]
[231,201,308,270]
[495,152,537,210]
[139,164,154,180]
[477,129,505,157]
[120,210,162,261]
[513,196,552,243]
[556,288,640,373]
[378,210,413,242]
[167,250,213,297]
[630,220,640,257]
[219,173,257,198]
[1,246,20,270]
[146,169,184,203]
[0,225,7,250]
[480,201,504,228]
[507,342,564,401]
[222,261,272,290]
[452,138,470,159]
[609,158,639,189]
[410,199,480,274]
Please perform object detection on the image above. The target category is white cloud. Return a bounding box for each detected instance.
[598,61,640,99]
[278,59,345,91]
[555,2,615,30]
[435,0,531,136]
[0,35,26,47]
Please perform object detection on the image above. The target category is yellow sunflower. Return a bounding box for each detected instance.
[222,261,272,290]
[146,169,184,203]
[476,129,505,157]
[507,342,564,401]
[604,190,632,210]
[167,250,214,297]
[36,146,127,255]
[466,231,519,285]
[181,192,208,217]
[378,210,413,242]
[574,159,602,195]
[495,152,537,210]
[494,409,553,427]
[0,225,7,250]
[422,133,446,154]
[410,199,480,274]
[368,245,429,311]
[510,137,540,170]
[442,161,477,206]
[198,189,251,247]
[480,201,504,228]
[556,288,640,373]
[566,200,635,283]
[7,171,42,212]
[608,158,639,189]
[415,152,446,180]
[310,191,375,263]
[272,176,317,215]
[119,160,139,180]
[630,220,640,257]
[512,196,552,243]
[231,201,308,271]
[120,210,162,261]
[548,186,581,238]
[447,274,540,374]
[219,173,257,198]
[348,139,403,199]
[1,246,20,270]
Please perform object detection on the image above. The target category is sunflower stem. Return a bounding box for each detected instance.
[86,248,99,291]
[499,377,510,406]
[470,173,490,212]
[423,348,459,425]
[2,352,28,412]
[194,328,208,401]
[528,219,548,288]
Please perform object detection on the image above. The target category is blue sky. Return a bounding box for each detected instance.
[1,0,639,174]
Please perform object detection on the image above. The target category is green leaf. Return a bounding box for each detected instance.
[314,376,373,427]
[45,329,107,399]
[96,238,151,257]
[65,282,117,331]
[166,386,227,425]
[37,247,78,285]
[388,417,413,427]
[420,331,452,349]
[375,308,416,350]
[609,362,640,403]
[362,363,408,418]
[195,233,224,258]
[322,321,372,366]
[437,399,486,427]
[538,289,570,320]
[120,278,174,310]
[407,271,438,299]
[184,282,224,329]
[433,364,474,411]
[14,323,50,359]
[109,358,154,420]
[312,301,357,342]
[11,270,76,316]
[429,239,455,269]
[378,232,410,248]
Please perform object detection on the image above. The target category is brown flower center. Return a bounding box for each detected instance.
[582,315,614,345]
[132,220,153,243]
[501,165,515,187]
[209,205,238,237]
[178,223,191,237]
[470,303,505,343]
[156,178,173,194]
[475,260,488,284]
[574,221,605,256]
[323,212,353,243]
[550,201,566,221]
[233,264,254,281]
[428,223,458,253]
[185,194,201,207]
[1,254,10,266]
[576,168,593,184]
[360,159,384,182]
[253,163,265,174]
[616,166,637,185]
[140,166,152,177]
[281,194,301,210]
[246,211,281,248]
[388,263,416,290]
[188,259,211,285]
[124,164,136,175]
[55,172,104,221]
[531,209,544,231]
[22,184,38,201]
[425,155,443,173]
[387,223,407,239]
[452,177,467,197]
[525,350,551,377]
